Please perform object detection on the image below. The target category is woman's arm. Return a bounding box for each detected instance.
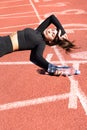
[30,43,49,71]
[36,14,66,35]
[30,43,64,76]
[30,42,61,75]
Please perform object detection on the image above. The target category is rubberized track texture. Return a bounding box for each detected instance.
[0,0,87,130]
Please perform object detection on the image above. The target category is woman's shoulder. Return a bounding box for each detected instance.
[24,27,34,31]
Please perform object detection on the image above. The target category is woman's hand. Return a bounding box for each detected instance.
[54,70,62,76]
[61,33,68,40]
[58,30,68,40]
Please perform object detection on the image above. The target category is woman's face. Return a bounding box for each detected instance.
[43,28,58,41]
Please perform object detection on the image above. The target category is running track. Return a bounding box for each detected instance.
[0,0,87,130]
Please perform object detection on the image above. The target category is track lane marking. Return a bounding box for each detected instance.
[0,93,69,111]
[0,60,87,65]
[53,46,87,115]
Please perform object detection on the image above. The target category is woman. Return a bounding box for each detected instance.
[0,14,75,76]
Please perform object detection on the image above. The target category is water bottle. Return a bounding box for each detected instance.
[56,66,80,76]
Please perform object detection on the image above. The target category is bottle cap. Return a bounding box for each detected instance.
[75,70,80,75]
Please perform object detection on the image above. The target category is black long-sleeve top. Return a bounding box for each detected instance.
[17,15,66,71]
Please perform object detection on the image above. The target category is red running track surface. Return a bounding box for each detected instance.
[0,0,87,130]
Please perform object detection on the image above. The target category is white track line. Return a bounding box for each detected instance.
[0,11,34,17]
[52,60,87,64]
[0,61,32,65]
[64,23,87,27]
[34,0,39,2]
[0,4,31,9]
[0,93,69,111]
[0,0,22,3]
[0,15,38,19]
[0,23,38,29]
[77,87,87,113]
[29,0,42,22]
[0,60,87,65]
[53,46,87,115]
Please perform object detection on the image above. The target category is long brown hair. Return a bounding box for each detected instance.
[57,38,76,52]
[46,37,76,53]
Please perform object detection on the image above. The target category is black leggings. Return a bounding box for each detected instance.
[0,36,13,57]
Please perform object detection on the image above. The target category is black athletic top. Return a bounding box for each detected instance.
[17,14,66,71]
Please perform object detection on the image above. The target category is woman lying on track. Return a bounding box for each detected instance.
[0,14,76,76]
